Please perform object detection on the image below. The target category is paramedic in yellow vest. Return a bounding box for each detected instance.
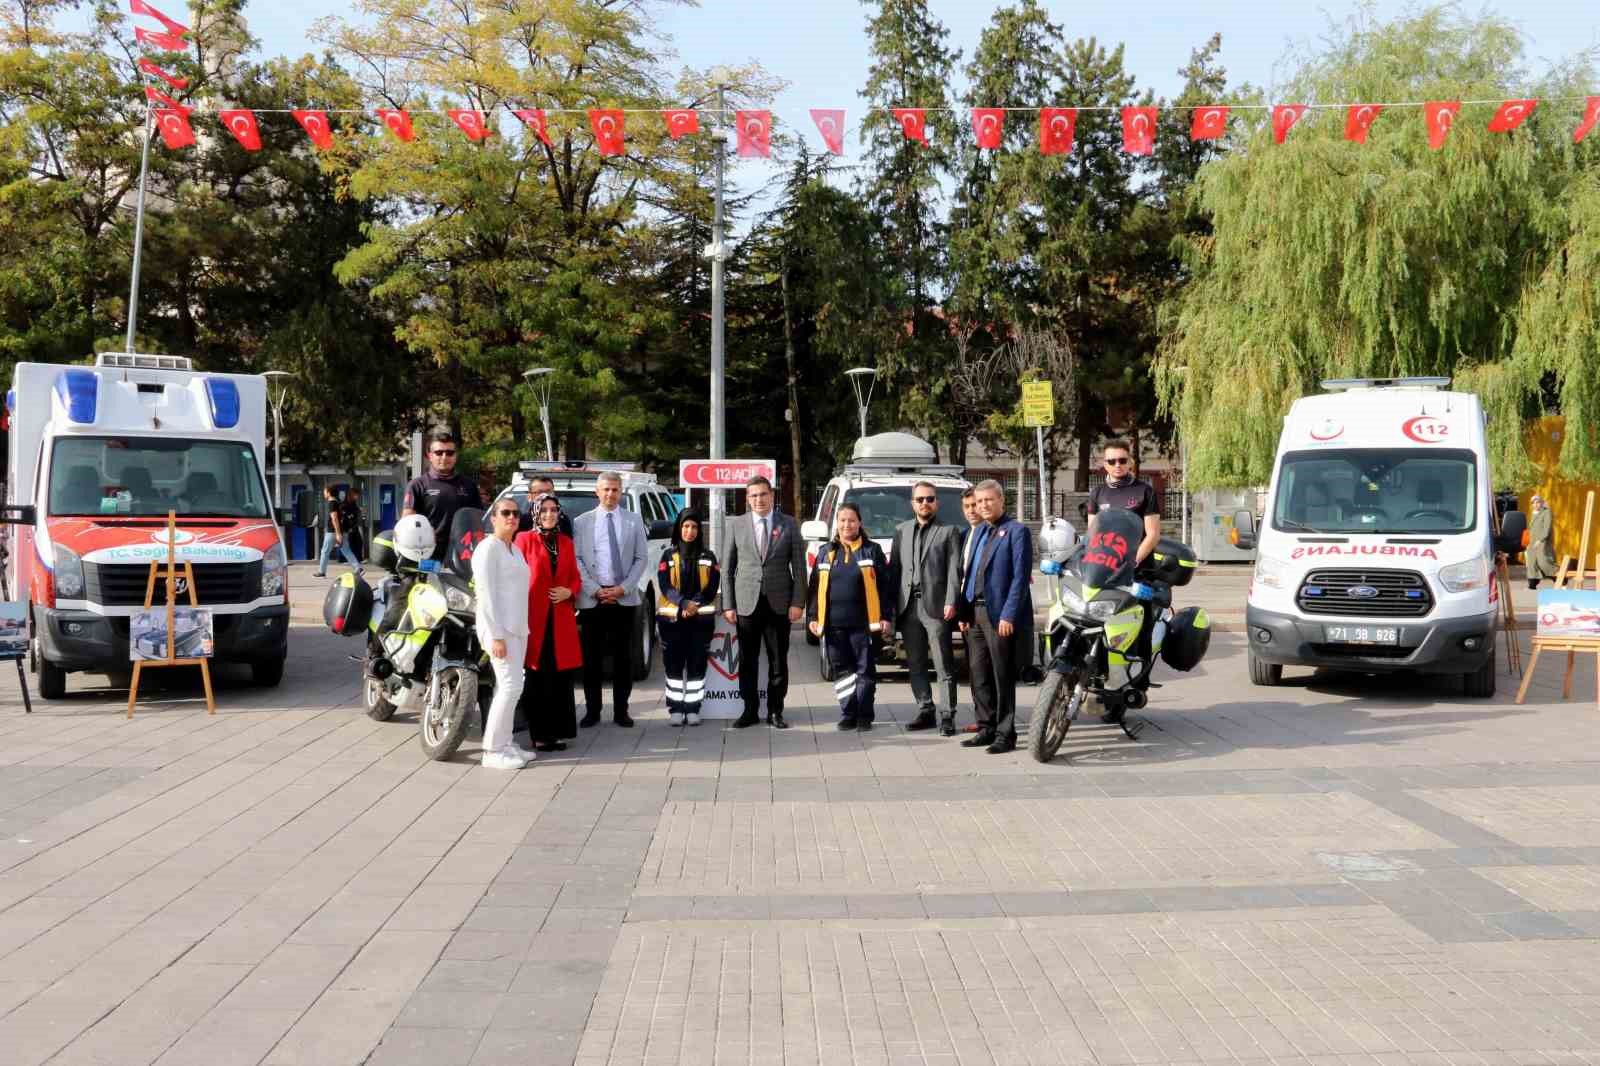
[656,508,720,726]
[806,503,893,731]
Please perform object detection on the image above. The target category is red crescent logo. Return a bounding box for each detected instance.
[1402,416,1449,443]
[1309,419,1344,441]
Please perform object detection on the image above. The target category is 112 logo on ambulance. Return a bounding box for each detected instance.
[1401,416,1449,443]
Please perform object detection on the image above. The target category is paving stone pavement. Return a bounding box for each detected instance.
[0,564,1597,1065]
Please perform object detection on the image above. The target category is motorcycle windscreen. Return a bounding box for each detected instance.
[447,506,488,579]
[1077,509,1141,590]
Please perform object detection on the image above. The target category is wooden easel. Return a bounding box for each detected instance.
[127,510,215,717]
[1517,490,1600,709]
[1495,554,1523,678]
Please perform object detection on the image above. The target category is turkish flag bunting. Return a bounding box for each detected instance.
[1038,107,1075,155]
[1488,99,1537,133]
[663,109,699,139]
[218,109,262,151]
[1272,105,1308,144]
[153,108,194,149]
[377,109,415,142]
[292,110,334,150]
[1425,100,1460,150]
[1121,106,1157,156]
[513,109,551,146]
[1190,106,1228,141]
[971,108,1004,149]
[1344,104,1383,143]
[810,109,844,154]
[447,109,491,141]
[892,108,928,145]
[1577,96,1600,144]
[134,26,187,51]
[589,109,625,156]
[736,110,771,157]
[137,57,187,89]
[145,85,187,113]
[129,0,188,36]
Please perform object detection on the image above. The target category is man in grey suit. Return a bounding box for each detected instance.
[889,482,962,736]
[572,472,649,727]
[721,476,807,729]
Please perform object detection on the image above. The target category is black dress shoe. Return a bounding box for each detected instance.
[836,718,858,731]
[535,741,568,752]
[579,711,601,729]
[939,718,957,737]
[858,721,873,731]
[961,731,996,748]
[768,714,790,730]
[733,712,760,729]
[986,736,1017,754]
[905,710,937,731]
[614,711,634,728]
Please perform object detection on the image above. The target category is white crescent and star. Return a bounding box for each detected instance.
[160,113,184,138]
[1201,108,1222,129]
[745,117,765,137]
[598,116,616,135]
[1132,113,1149,134]
[1504,105,1525,121]
[900,113,920,134]
[978,114,998,139]
[1435,107,1455,131]
[228,115,250,135]
[818,116,837,136]
[1356,106,1374,125]
[671,113,690,129]
[1049,115,1069,136]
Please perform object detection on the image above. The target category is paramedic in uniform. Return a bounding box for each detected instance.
[656,508,719,726]
[1087,439,1162,563]
[807,503,893,730]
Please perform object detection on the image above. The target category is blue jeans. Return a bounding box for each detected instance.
[316,531,361,575]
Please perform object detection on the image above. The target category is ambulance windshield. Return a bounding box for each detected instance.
[48,437,271,518]
[1272,449,1477,535]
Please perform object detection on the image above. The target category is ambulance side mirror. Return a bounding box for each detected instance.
[800,520,828,541]
[1231,510,1256,550]
[0,504,35,526]
[275,506,295,528]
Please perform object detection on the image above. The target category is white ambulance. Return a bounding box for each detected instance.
[3,354,291,697]
[1234,377,1500,696]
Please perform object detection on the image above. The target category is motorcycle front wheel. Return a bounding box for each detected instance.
[1027,666,1085,764]
[419,666,476,760]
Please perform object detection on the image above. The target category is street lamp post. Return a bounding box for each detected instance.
[844,367,877,440]
[522,367,556,461]
[262,371,294,509]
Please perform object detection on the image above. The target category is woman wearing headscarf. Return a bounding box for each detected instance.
[1527,494,1556,590]
[513,493,582,751]
[656,508,719,726]
[806,502,892,731]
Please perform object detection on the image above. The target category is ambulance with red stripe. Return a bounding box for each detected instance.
[3,354,290,697]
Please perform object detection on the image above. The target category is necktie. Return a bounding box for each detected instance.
[757,516,769,559]
[963,526,990,601]
[605,510,623,586]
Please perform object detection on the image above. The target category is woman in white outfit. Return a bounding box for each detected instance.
[474,500,534,769]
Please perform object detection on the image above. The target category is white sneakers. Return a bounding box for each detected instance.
[686,712,701,726]
[669,712,686,727]
[481,746,530,770]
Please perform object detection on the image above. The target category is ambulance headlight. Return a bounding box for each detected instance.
[1439,555,1489,594]
[261,543,287,597]
[1253,554,1291,589]
[54,546,85,599]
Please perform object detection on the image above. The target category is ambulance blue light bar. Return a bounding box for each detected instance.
[205,378,241,429]
[54,369,99,424]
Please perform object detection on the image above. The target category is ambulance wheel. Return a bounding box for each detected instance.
[37,655,66,700]
[1248,650,1282,687]
[630,589,655,681]
[251,657,285,688]
[1462,655,1496,698]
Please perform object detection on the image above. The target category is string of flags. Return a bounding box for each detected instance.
[128,2,1600,156]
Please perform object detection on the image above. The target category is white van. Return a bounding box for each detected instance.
[1234,377,1499,696]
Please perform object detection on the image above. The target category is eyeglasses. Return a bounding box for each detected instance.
[431,449,456,457]
[913,495,936,503]
[1104,457,1131,466]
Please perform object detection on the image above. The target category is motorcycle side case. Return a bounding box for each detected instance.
[1160,606,1211,671]
[323,573,374,636]
[1144,539,1198,587]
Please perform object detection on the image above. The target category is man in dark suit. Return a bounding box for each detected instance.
[958,480,1034,754]
[890,481,962,736]
[722,476,807,729]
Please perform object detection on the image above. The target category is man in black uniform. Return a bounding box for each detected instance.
[403,430,484,564]
[1086,439,1162,564]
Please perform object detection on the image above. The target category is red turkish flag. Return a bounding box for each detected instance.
[292,110,334,150]
[892,108,928,145]
[1424,100,1460,150]
[377,109,415,143]
[663,109,699,139]
[1038,107,1075,155]
[1577,96,1600,144]
[589,109,625,156]
[1121,106,1157,156]
[810,108,844,154]
[129,0,188,36]
[971,108,1004,149]
[447,109,491,141]
[134,26,186,51]
[145,85,187,113]
[513,109,552,146]
[1487,99,1537,133]
[1271,104,1308,144]
[1190,106,1228,141]
[153,108,194,149]
[1344,104,1383,143]
[736,110,771,157]
[218,109,261,151]
[137,57,187,90]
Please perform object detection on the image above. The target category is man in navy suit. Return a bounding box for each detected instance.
[958,480,1034,753]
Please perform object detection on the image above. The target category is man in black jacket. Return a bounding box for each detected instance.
[890,482,962,736]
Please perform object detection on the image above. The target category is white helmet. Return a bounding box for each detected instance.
[1039,517,1077,560]
[392,514,436,563]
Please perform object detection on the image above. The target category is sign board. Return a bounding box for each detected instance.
[0,601,26,662]
[1535,589,1600,640]
[130,607,215,662]
[700,612,764,718]
[1021,381,1054,427]
[678,459,777,489]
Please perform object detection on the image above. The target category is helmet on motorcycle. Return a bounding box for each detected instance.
[392,514,436,563]
[1039,517,1077,561]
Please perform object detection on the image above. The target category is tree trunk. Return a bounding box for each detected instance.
[510,405,526,445]
[781,254,805,517]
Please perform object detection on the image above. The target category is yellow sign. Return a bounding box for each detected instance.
[1021,380,1054,427]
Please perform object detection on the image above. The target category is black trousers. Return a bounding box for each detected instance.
[825,627,876,723]
[968,608,1021,741]
[660,619,713,713]
[579,603,635,716]
[736,599,791,717]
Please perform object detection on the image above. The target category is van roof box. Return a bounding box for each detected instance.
[517,460,639,476]
[1321,376,1451,392]
[96,352,194,371]
[843,432,963,476]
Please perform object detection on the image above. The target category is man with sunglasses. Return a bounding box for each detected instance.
[403,429,484,564]
[1087,440,1162,564]
[889,482,962,736]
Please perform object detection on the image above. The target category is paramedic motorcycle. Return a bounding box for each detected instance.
[1028,509,1211,764]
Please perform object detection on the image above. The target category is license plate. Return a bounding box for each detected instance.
[1323,625,1399,645]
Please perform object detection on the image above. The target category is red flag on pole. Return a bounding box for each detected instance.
[1190,106,1228,141]
[145,85,187,113]
[736,110,771,157]
[1271,105,1308,144]
[1487,99,1537,132]
[1424,100,1460,150]
[1038,107,1075,155]
[377,109,415,142]
[1344,104,1383,143]
[447,110,491,141]
[137,57,187,90]
[589,109,625,156]
[1121,106,1156,156]
[1577,96,1600,144]
[134,26,187,51]
[513,109,552,146]
[129,0,188,36]
[663,109,699,139]
[292,110,334,150]
[218,109,262,151]
[971,108,1004,149]
[810,109,844,154]
[153,108,194,149]
[892,108,928,145]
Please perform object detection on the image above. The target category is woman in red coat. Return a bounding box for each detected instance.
[513,493,583,751]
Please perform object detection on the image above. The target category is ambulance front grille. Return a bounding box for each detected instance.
[84,562,259,606]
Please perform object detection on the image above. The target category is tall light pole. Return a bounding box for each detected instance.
[1174,365,1189,545]
[522,367,556,461]
[706,73,730,554]
[262,371,294,508]
[845,367,877,440]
